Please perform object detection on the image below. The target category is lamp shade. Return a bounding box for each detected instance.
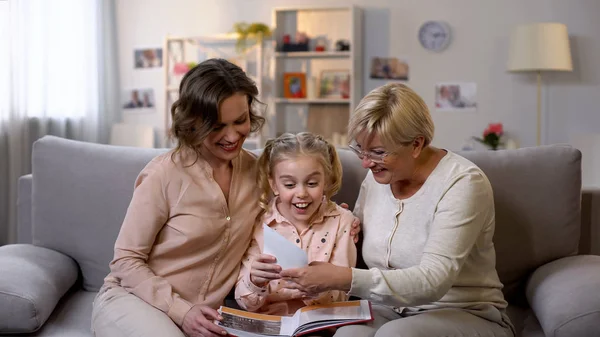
[507,23,573,72]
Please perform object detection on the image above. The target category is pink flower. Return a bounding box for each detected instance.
[173,62,190,75]
[483,123,503,137]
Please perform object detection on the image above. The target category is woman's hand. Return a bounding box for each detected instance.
[250,254,281,288]
[280,261,353,296]
[182,305,226,337]
[339,202,362,243]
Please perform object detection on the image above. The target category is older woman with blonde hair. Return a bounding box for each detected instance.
[281,83,515,336]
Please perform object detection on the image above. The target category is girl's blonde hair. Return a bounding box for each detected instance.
[348,83,434,149]
[257,132,343,211]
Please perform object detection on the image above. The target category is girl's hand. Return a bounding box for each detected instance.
[182,305,226,337]
[339,203,362,243]
[250,254,281,288]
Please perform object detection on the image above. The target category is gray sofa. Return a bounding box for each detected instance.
[1,135,599,337]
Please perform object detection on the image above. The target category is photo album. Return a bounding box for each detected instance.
[215,300,373,337]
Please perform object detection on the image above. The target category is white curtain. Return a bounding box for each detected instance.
[0,0,119,245]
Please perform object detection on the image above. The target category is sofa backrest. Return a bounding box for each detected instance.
[30,136,582,302]
[32,136,167,291]
[460,145,582,302]
[29,139,369,292]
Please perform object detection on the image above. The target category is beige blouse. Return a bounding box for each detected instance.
[104,148,261,327]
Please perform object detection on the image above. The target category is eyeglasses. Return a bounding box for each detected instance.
[348,142,390,163]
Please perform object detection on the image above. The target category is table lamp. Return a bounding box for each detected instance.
[507,22,573,146]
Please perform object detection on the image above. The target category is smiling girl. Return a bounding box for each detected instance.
[234,132,357,316]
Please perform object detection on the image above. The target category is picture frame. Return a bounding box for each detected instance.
[122,88,155,110]
[369,57,409,81]
[283,72,307,98]
[318,70,350,99]
[134,48,163,69]
[435,82,477,111]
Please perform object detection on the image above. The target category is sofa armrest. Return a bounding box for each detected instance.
[17,174,33,244]
[526,255,600,337]
[0,244,79,333]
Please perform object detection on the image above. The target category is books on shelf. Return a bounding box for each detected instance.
[216,300,373,337]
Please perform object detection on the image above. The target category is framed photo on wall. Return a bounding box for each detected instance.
[319,70,350,99]
[283,72,307,98]
[134,48,163,68]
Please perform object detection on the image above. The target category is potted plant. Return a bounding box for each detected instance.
[232,22,272,53]
[473,123,504,150]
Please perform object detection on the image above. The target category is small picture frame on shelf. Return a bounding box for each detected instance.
[283,72,307,98]
[319,70,350,99]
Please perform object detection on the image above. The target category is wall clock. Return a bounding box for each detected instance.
[418,21,452,52]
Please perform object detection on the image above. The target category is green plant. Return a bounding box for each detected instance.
[233,22,272,53]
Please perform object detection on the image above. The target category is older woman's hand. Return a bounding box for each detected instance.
[339,202,362,243]
[280,261,353,296]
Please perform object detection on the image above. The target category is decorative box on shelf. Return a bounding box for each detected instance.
[281,42,309,52]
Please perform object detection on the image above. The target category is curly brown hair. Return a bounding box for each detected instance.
[169,58,265,161]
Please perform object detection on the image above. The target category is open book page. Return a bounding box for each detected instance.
[216,301,373,337]
[293,300,373,335]
[216,306,295,336]
[262,223,308,270]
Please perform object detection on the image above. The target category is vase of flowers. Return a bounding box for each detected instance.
[473,123,503,150]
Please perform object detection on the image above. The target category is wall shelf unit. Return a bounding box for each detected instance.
[271,6,362,146]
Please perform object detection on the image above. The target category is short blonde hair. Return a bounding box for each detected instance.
[257,132,343,211]
[348,83,434,149]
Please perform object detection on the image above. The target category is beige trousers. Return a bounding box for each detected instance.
[334,305,515,337]
[91,285,186,337]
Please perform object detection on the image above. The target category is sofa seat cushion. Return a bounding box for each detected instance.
[0,244,78,333]
[506,305,545,337]
[20,290,96,337]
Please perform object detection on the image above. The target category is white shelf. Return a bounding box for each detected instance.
[167,33,268,45]
[271,5,362,141]
[274,51,351,58]
[273,98,351,104]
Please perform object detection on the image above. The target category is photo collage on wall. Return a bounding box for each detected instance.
[125,47,163,113]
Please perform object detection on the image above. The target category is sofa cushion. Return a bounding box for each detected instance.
[31,136,167,291]
[526,255,600,337]
[0,244,78,333]
[20,290,97,337]
[460,145,582,302]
